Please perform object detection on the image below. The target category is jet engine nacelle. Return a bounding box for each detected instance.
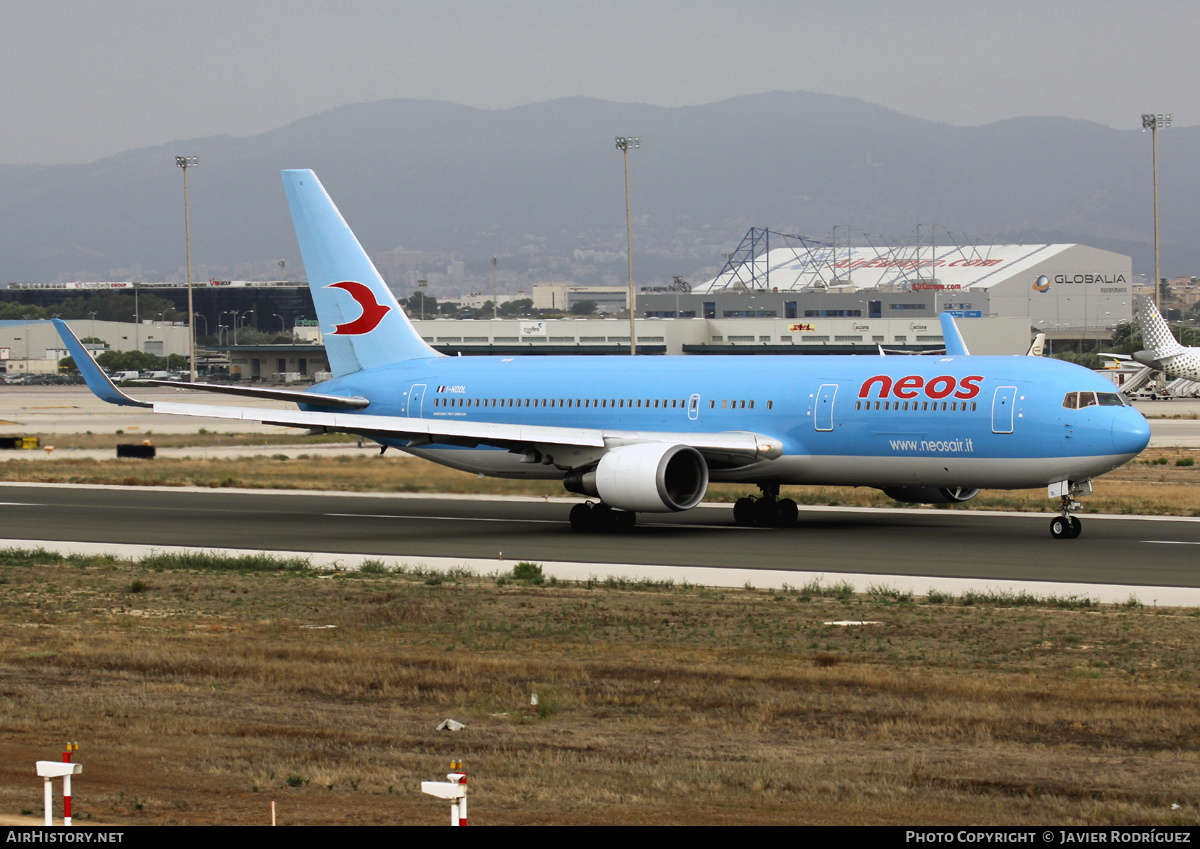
[1132,350,1165,370]
[563,443,709,512]
[881,486,980,505]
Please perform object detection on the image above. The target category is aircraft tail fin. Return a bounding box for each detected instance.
[1137,295,1185,359]
[939,313,970,356]
[1026,333,1046,357]
[281,170,440,377]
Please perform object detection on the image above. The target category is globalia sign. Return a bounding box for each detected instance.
[1032,275,1051,293]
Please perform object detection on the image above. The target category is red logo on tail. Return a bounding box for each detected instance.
[327,281,390,335]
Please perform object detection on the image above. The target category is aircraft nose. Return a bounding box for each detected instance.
[1112,410,1151,456]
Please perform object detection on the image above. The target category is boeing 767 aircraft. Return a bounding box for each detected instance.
[55,169,1151,539]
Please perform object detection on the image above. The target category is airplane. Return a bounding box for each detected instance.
[54,169,1151,540]
[1130,295,1200,381]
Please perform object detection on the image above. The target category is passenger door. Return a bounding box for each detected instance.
[408,383,427,418]
[815,383,837,432]
[992,386,1017,434]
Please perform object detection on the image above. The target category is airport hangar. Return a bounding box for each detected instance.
[637,240,1133,353]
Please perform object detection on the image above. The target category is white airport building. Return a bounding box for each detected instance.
[639,241,1132,338]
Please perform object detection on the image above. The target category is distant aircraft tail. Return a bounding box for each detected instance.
[938,313,970,356]
[281,169,440,377]
[1136,295,1185,359]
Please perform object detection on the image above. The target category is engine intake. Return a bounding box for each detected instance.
[563,443,709,512]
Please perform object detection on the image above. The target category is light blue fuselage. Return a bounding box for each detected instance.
[304,352,1149,491]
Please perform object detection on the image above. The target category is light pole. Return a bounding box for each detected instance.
[418,278,428,321]
[1142,113,1171,312]
[239,310,255,343]
[176,155,198,381]
[490,259,497,321]
[223,310,240,345]
[616,136,639,354]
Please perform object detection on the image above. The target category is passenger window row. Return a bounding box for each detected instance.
[854,400,978,412]
[431,397,777,411]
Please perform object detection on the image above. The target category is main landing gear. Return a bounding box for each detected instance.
[733,484,798,528]
[569,501,636,533]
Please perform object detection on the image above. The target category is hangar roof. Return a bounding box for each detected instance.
[699,243,1084,294]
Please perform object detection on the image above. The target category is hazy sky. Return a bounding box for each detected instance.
[3,0,1195,164]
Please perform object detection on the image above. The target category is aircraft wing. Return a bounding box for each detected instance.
[144,379,370,409]
[54,319,780,467]
[146,399,781,464]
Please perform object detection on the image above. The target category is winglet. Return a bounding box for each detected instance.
[939,313,970,356]
[52,319,150,408]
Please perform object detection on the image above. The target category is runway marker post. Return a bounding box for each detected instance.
[421,760,468,825]
[36,742,81,826]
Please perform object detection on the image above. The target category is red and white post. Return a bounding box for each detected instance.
[36,743,81,827]
[421,761,468,826]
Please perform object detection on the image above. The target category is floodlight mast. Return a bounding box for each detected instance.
[615,136,639,354]
[1141,113,1171,312]
[176,155,199,381]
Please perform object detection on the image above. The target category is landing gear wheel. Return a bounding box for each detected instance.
[776,498,798,527]
[590,503,617,533]
[569,502,636,533]
[570,502,593,531]
[1050,488,1088,540]
[753,497,779,526]
[734,495,796,527]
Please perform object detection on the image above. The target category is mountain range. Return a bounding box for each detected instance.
[1,92,1195,287]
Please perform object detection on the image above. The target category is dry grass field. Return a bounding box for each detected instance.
[3,432,1200,825]
[1,549,1199,826]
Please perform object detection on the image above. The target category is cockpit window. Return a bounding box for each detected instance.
[1063,391,1128,409]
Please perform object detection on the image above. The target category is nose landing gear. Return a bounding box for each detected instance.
[1050,511,1082,539]
[1048,480,1091,539]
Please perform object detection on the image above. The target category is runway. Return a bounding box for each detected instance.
[4,482,1199,605]
[1,387,1198,604]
